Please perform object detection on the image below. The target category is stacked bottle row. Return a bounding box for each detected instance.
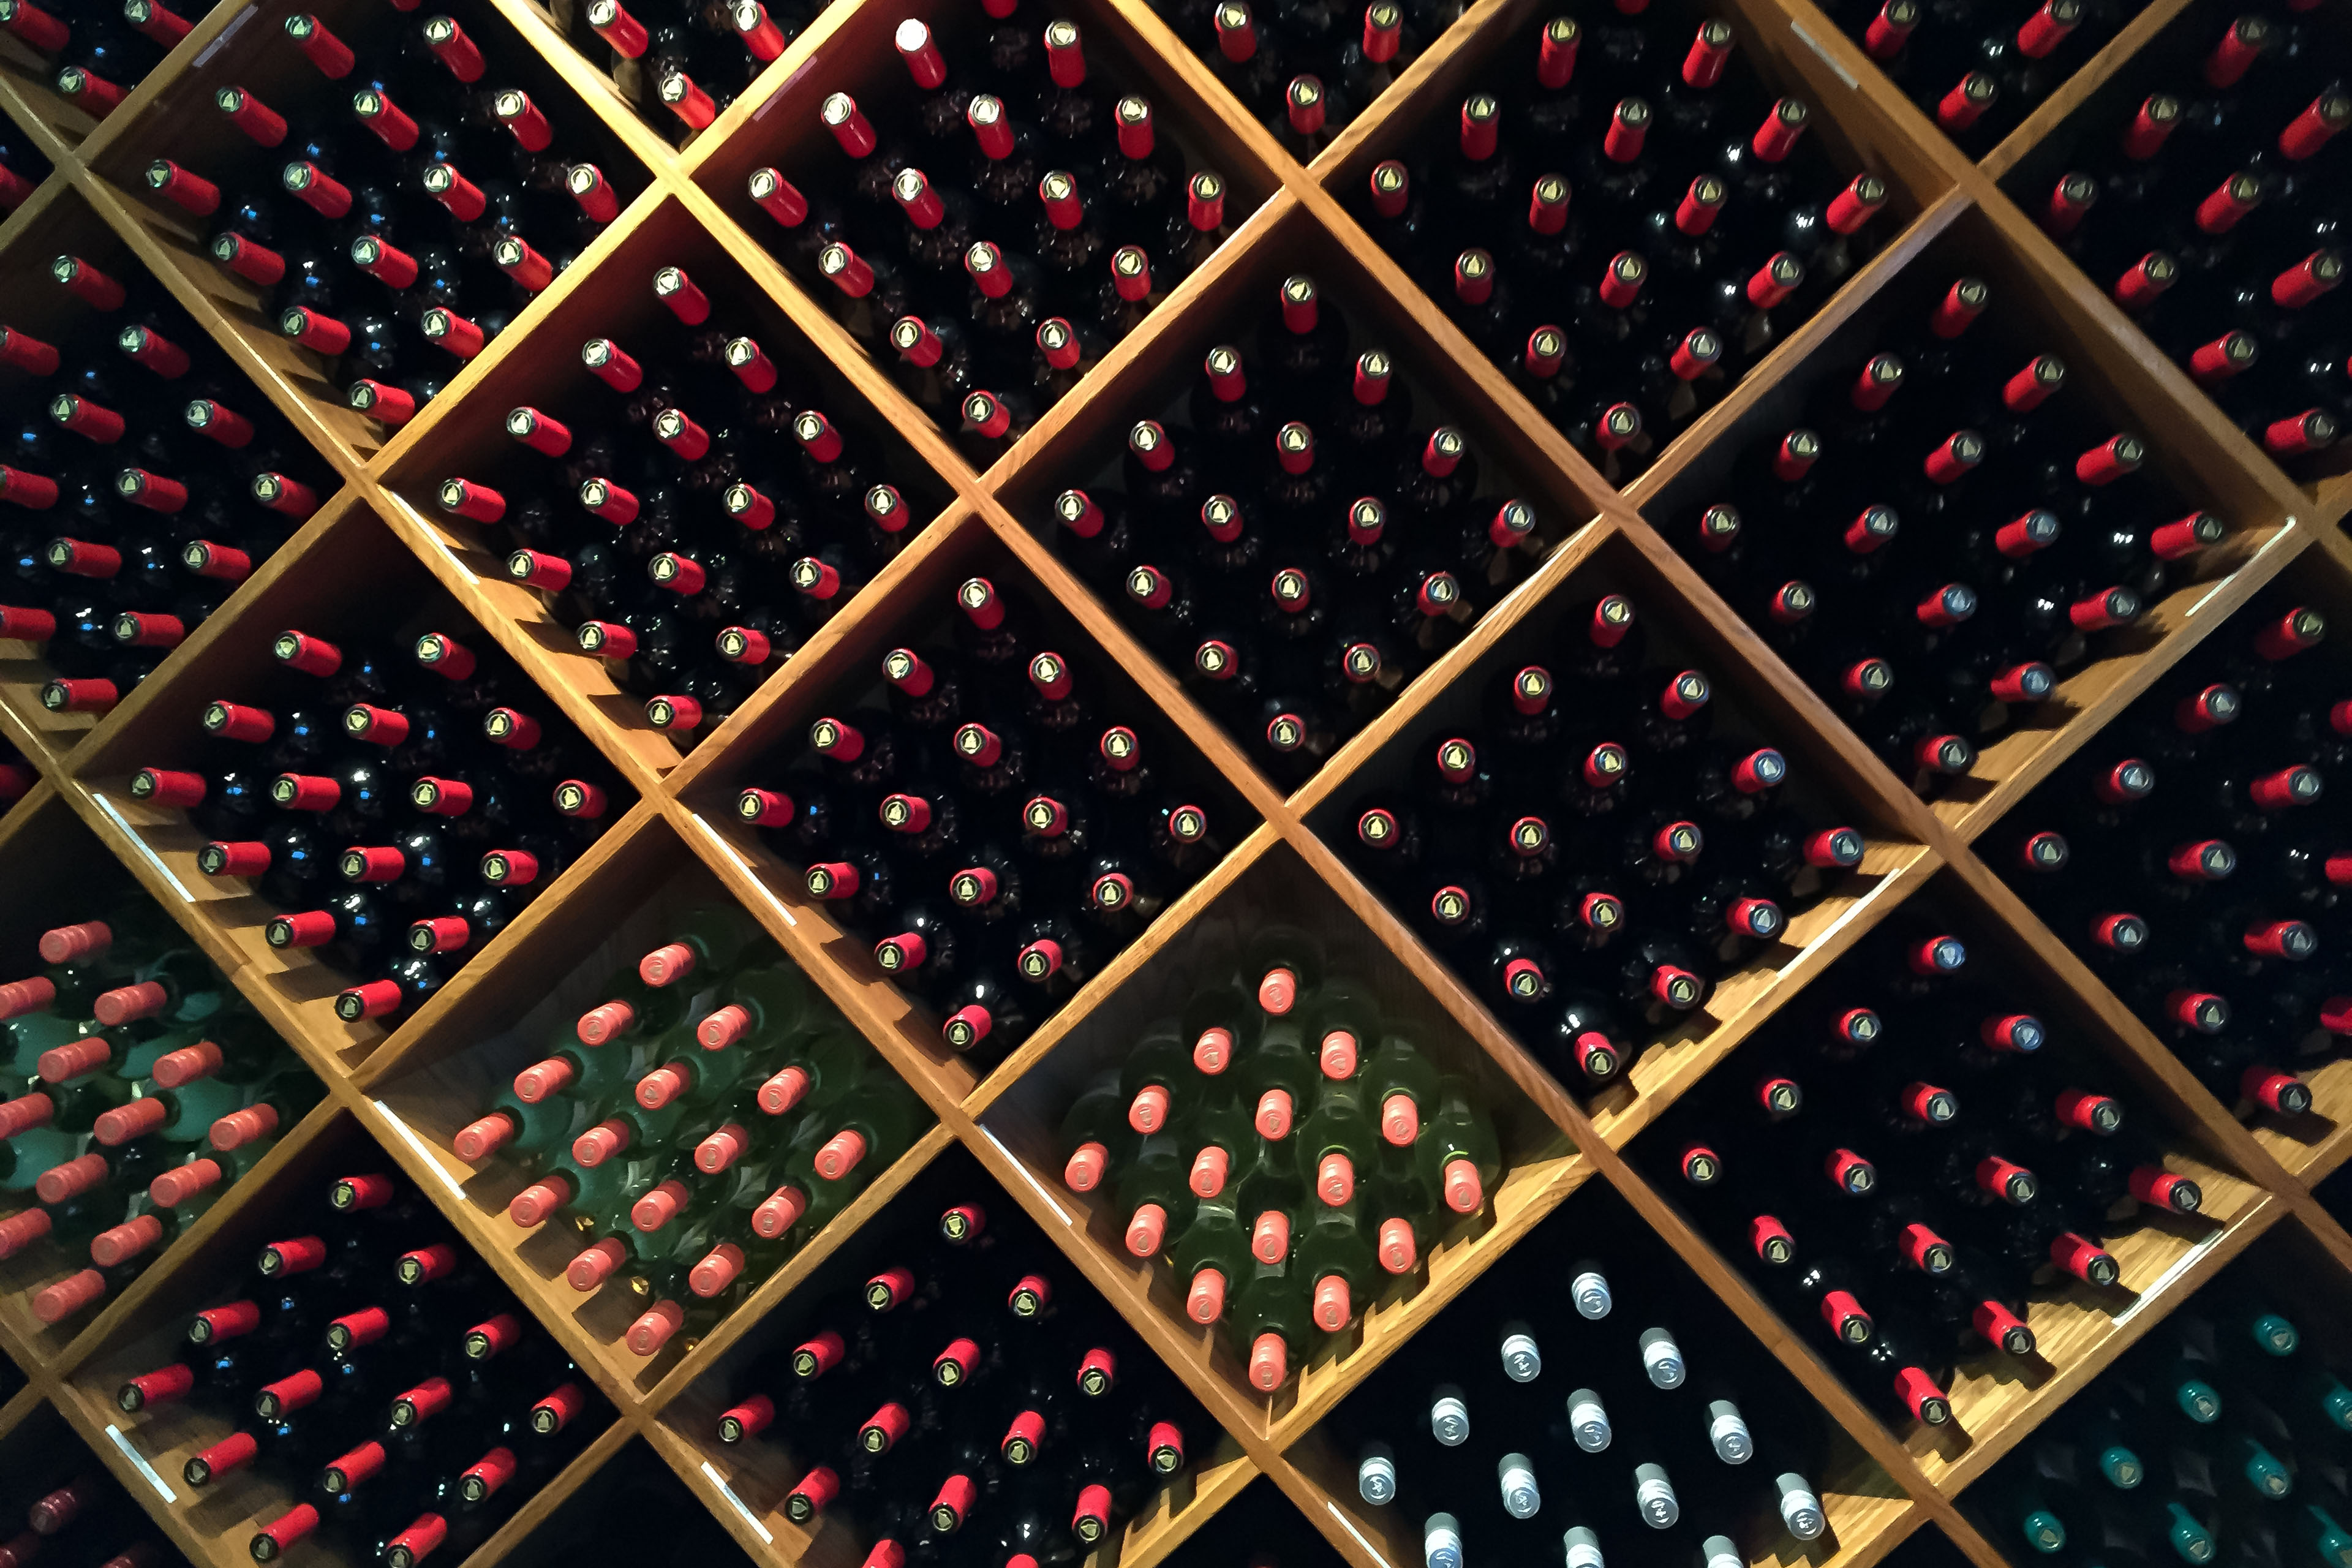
[2,251,336,718]
[447,905,925,1360]
[110,1167,605,1566]
[1054,923,1502,1391]
[1334,591,1866,1093]
[734,576,1232,1063]
[1986,586,2346,1125]
[1823,0,2148,154]
[126,618,629,1025]
[433,263,914,739]
[739,0,1242,439]
[0,1466,177,1568]
[0,0,196,128]
[709,1188,1207,1562]
[0,907,323,1326]
[1637,915,2214,1434]
[1330,1227,1836,1567]
[1971,1280,2352,1568]
[1041,285,1547,786]
[1155,0,1460,153]
[1672,269,2226,796]
[543,0,829,143]
[148,1,637,431]
[1344,0,1898,483]
[2011,6,2348,470]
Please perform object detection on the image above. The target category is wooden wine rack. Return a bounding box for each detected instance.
[1,0,2350,1562]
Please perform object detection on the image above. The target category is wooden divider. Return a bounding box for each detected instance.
[3,0,2352,1563]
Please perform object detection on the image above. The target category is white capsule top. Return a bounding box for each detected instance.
[1777,1473,1826,1540]
[1572,1267,1613,1319]
[1499,1454,1540,1520]
[1359,1442,1396,1506]
[1705,1536,1743,1568]
[1500,1329,1542,1384]
[1640,1327,1686,1389]
[1430,1389,1470,1447]
[1564,1527,1604,1568]
[1426,1513,1463,1568]
[1567,1388,1611,1453]
[1635,1463,1679,1529]
[1708,1399,1754,1463]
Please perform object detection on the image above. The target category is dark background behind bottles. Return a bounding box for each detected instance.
[978,837,1573,1415]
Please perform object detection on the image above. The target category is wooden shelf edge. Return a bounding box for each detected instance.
[1972,0,2198,181]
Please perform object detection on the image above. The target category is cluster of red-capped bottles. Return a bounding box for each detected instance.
[0,1469,167,1568]
[0,907,321,1325]
[555,0,825,141]
[110,1170,601,1567]
[734,577,1227,1063]
[1646,918,2206,1433]
[2016,9,2347,468]
[1988,589,2346,1123]
[1831,0,2142,152]
[1348,0,1896,482]
[150,6,631,429]
[435,263,906,739]
[446,905,922,1360]
[1057,924,1504,1390]
[125,622,624,1025]
[1046,280,1545,785]
[742,1,1237,443]
[0,0,193,124]
[713,1197,1203,1565]
[1169,0,1460,154]
[1679,272,2226,796]
[1340,593,1866,1093]
[2,254,334,718]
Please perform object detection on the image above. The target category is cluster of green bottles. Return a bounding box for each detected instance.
[444,904,927,1359]
[1986,1283,2352,1568]
[1055,923,1503,1391]
[0,903,320,1324]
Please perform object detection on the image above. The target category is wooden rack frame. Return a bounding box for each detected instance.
[2,0,2350,1560]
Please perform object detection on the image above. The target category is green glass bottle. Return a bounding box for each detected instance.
[511,1032,649,1109]
[1169,1197,1253,1324]
[1296,1199,1378,1332]
[1118,1024,1204,1137]
[1302,977,1382,1079]
[453,1081,605,1170]
[2228,1434,2295,1501]
[91,1069,246,1144]
[633,1023,758,1112]
[1242,924,1325,1015]
[1417,1074,1502,1216]
[755,1026,872,1117]
[508,1145,652,1235]
[0,1120,82,1191]
[1364,1140,1435,1275]
[639,905,774,988]
[1230,1259,1311,1391]
[2078,1414,2146,1489]
[1242,1018,1316,1140]
[1181,981,1257,1074]
[1114,1135,1194,1259]
[697,961,815,1050]
[2007,1482,2067,1555]
[575,972,693,1046]
[2300,1506,2352,1568]
[1059,1068,1135,1193]
[1363,1033,1442,1147]
[1185,1088,1256,1200]
[1234,1134,1305,1240]
[805,1076,921,1188]
[95,945,231,1030]
[4,1012,90,1079]
[1295,1076,1377,1207]
[2161,1500,2217,1564]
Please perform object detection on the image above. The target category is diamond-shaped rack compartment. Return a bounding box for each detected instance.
[1985,0,2352,496]
[1950,1213,2352,1549]
[0,1386,203,1564]
[377,187,965,777]
[1155,1472,1347,1567]
[671,505,1274,1115]
[976,835,1591,1447]
[996,195,1615,801]
[0,178,344,766]
[80,0,660,471]
[358,807,948,1406]
[1627,861,2281,1491]
[1298,521,1935,1143]
[648,1137,1252,1568]
[1287,1178,1912,1568]
[51,1106,627,1568]
[67,494,643,1076]
[0,784,334,1368]
[1970,533,2352,1194]
[682,0,1289,466]
[1320,0,1958,490]
[470,1434,746,1568]
[1635,196,2310,844]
